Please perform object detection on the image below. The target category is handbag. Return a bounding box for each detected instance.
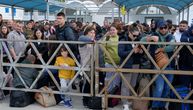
[34,86,56,107]
[133,75,150,110]
[155,50,169,69]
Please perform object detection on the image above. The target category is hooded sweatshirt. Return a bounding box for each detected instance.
[141,31,175,68]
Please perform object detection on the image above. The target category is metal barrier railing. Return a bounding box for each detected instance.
[95,41,193,109]
[0,39,93,98]
[0,39,193,109]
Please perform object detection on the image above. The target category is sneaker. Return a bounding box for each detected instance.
[123,104,130,110]
[64,100,73,108]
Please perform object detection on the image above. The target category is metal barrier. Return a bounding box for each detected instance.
[95,41,193,109]
[0,39,193,109]
[0,39,93,98]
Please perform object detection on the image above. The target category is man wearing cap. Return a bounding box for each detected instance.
[141,20,175,110]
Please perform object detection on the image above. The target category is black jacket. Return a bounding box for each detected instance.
[179,26,193,68]
[56,24,75,41]
[118,34,142,68]
[31,42,48,63]
[56,24,78,59]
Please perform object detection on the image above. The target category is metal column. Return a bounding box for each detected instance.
[30,10,33,20]
[85,10,87,23]
[178,11,181,23]
[46,1,50,20]
[187,6,190,24]
[182,8,184,20]
[127,9,130,24]
[123,14,125,24]
[118,5,121,21]
[75,9,78,21]
[11,6,14,20]
[112,8,114,23]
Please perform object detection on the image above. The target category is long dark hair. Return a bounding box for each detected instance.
[0,25,10,38]
[33,28,44,40]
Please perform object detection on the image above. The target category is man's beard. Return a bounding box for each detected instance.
[179,29,185,33]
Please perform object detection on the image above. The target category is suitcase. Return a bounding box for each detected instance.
[169,86,190,110]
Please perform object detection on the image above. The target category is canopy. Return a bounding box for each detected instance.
[0,0,63,12]
[114,0,193,11]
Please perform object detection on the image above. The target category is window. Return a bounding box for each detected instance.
[5,7,9,13]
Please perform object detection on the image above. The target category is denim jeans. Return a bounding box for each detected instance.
[60,79,71,101]
[152,67,174,108]
[105,63,121,92]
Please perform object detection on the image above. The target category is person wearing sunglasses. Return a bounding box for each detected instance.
[141,20,175,110]
[118,23,143,110]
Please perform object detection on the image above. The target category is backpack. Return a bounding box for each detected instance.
[10,86,35,107]
[87,96,102,110]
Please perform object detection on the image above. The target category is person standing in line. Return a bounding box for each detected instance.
[141,20,175,110]
[102,24,121,94]
[55,12,77,58]
[7,21,26,63]
[174,20,188,43]
[55,47,75,108]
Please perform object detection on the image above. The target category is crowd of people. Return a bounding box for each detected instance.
[0,12,193,110]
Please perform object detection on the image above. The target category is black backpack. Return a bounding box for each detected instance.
[10,86,35,107]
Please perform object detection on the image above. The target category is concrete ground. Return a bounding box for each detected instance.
[0,95,122,110]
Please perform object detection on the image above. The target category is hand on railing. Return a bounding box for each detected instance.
[146,36,159,42]
[37,54,42,59]
[134,45,143,54]
[155,48,164,54]
[59,63,69,68]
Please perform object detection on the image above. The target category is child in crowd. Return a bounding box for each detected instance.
[54,46,75,108]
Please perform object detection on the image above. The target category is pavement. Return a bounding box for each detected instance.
[0,94,122,110]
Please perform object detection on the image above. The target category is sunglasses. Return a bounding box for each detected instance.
[133,35,138,37]
[159,27,168,30]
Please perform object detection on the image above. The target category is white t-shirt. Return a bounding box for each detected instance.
[174,30,182,42]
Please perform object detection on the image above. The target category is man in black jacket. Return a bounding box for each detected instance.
[178,25,193,87]
[56,12,78,58]
[56,12,75,42]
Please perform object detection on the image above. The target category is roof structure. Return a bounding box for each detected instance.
[114,0,193,11]
[0,0,64,12]
[135,5,172,14]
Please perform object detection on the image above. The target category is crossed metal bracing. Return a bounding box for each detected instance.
[1,39,193,109]
[95,41,193,108]
[0,39,93,97]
